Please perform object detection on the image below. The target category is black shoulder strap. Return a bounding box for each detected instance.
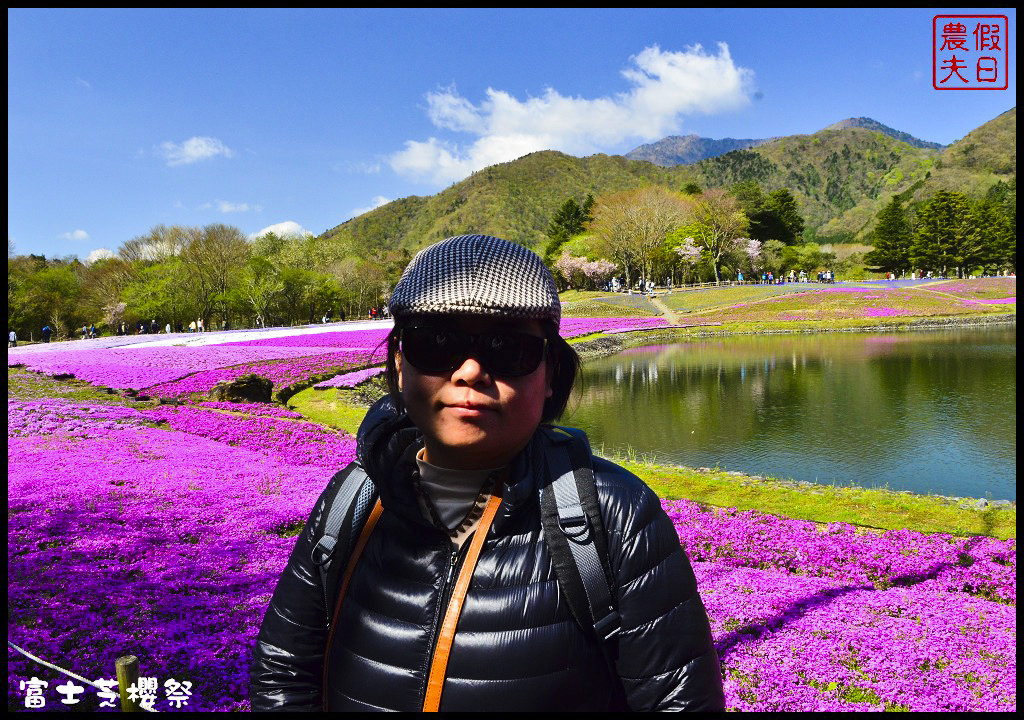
[311,463,377,621]
[539,426,621,644]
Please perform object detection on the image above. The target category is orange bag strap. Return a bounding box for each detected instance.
[322,498,384,708]
[422,493,503,712]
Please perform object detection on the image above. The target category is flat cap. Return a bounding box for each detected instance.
[389,234,561,325]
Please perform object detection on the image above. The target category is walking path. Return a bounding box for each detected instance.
[648,295,680,323]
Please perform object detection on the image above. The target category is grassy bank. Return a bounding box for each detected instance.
[288,381,1015,541]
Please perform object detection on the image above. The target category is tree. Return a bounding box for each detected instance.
[864,197,913,276]
[762,189,805,244]
[554,251,617,290]
[979,179,1016,272]
[684,189,749,283]
[544,195,594,265]
[911,191,977,277]
[590,187,692,291]
[242,256,283,326]
[181,224,250,322]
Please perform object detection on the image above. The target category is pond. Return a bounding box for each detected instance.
[565,325,1017,501]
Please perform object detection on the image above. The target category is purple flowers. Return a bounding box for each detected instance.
[666,499,1015,711]
[315,366,387,389]
[6,318,1017,711]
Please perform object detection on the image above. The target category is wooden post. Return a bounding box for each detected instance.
[116,655,139,712]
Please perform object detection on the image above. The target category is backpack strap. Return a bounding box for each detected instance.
[311,463,377,621]
[539,426,621,644]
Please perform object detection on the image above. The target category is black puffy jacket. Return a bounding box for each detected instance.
[250,399,724,711]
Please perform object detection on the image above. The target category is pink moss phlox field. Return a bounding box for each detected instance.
[8,402,350,712]
[559,317,671,337]
[7,318,1017,711]
[663,500,1015,604]
[194,401,304,419]
[217,328,390,349]
[146,347,386,398]
[7,346,332,390]
[695,563,1015,711]
[314,366,387,389]
[140,405,355,469]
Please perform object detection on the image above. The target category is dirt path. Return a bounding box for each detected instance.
[648,295,680,323]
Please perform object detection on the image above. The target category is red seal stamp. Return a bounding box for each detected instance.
[933,15,1009,90]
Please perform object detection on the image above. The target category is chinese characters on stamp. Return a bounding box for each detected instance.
[934,15,1009,90]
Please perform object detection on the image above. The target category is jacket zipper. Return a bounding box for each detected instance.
[421,539,469,705]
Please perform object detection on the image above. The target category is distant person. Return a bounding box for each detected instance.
[8,329,16,348]
[42,325,52,343]
[189,321,196,333]
[222,319,228,331]
[89,324,97,339]
[198,318,204,333]
[166,323,172,334]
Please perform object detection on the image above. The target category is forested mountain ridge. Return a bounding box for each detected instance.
[624,134,778,166]
[822,117,946,150]
[320,108,1015,254]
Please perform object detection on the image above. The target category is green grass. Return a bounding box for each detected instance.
[614,458,1015,541]
[8,367,139,406]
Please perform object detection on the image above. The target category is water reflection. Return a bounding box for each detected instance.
[566,327,1016,500]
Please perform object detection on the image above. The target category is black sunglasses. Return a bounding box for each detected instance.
[400,326,548,378]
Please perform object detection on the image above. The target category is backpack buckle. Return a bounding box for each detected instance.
[558,510,590,541]
[594,610,621,641]
[311,535,336,567]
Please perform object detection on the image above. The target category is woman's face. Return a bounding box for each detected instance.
[397,316,553,471]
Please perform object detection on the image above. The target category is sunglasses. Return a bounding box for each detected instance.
[400,326,549,377]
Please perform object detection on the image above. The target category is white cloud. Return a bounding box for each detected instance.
[349,195,391,218]
[61,229,90,241]
[250,221,311,240]
[389,43,754,185]
[85,247,114,264]
[159,136,234,166]
[216,200,262,213]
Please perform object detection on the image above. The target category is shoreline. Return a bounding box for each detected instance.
[569,312,1016,361]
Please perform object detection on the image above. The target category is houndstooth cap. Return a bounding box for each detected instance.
[389,234,561,326]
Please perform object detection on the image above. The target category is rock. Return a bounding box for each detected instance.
[210,374,273,403]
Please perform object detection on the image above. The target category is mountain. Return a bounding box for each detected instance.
[823,118,946,150]
[625,134,777,166]
[320,109,1015,253]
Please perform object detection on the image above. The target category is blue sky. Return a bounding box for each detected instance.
[7,8,1016,260]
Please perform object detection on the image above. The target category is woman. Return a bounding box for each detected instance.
[250,234,724,711]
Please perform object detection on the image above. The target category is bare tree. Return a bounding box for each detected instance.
[589,187,693,291]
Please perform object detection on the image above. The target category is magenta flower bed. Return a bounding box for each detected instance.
[8,346,334,391]
[314,366,387,389]
[219,328,390,350]
[146,347,386,398]
[8,400,355,712]
[665,499,1015,711]
[560,317,671,337]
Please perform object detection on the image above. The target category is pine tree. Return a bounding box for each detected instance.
[864,198,912,275]
[910,191,976,277]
